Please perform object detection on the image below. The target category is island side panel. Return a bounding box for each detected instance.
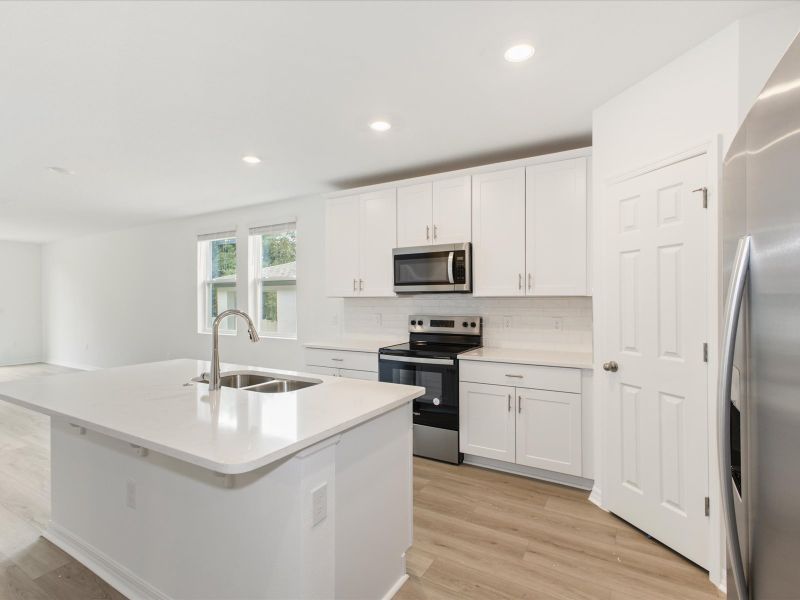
[47,418,335,600]
[334,403,414,599]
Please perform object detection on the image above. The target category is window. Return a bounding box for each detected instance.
[198,231,238,333]
[249,221,297,338]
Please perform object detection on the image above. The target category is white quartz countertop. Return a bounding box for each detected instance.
[0,359,423,475]
[304,338,403,353]
[459,347,594,369]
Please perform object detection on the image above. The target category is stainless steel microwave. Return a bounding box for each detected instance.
[392,243,472,293]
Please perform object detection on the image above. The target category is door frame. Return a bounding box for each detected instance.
[591,136,725,589]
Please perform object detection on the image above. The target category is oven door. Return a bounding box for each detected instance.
[378,354,459,430]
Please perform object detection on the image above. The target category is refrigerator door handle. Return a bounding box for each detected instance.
[719,235,751,600]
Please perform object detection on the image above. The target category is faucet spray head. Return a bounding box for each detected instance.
[248,325,260,343]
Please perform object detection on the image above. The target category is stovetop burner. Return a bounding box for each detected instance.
[379,314,483,358]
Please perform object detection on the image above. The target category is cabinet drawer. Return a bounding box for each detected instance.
[460,360,580,393]
[339,368,379,381]
[305,348,378,372]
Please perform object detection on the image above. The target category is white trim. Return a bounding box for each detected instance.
[588,485,604,510]
[381,574,409,600]
[326,147,592,199]
[605,140,711,185]
[44,522,172,600]
[463,454,594,490]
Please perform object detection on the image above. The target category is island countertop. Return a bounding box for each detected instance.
[0,359,424,475]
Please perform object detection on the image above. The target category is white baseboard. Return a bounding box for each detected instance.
[44,359,100,371]
[43,522,171,600]
[463,455,594,490]
[382,574,409,600]
[588,485,604,510]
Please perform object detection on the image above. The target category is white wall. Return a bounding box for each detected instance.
[42,195,342,371]
[0,241,42,365]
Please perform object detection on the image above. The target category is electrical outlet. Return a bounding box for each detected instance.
[126,480,136,509]
[503,315,514,329]
[552,317,563,331]
[312,483,327,526]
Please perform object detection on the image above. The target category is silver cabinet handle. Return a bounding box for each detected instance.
[330,358,344,362]
[426,225,430,240]
[518,395,522,414]
[528,273,532,290]
[505,374,523,378]
[507,394,511,412]
[359,279,364,291]
[603,361,619,372]
[518,273,522,290]
[719,235,750,600]
[353,278,357,292]
[433,224,438,240]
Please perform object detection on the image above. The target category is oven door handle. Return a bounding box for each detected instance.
[379,354,454,366]
[447,251,455,284]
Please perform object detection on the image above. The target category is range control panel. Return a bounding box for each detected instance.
[408,315,482,335]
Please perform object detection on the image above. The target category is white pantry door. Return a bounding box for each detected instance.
[603,154,709,568]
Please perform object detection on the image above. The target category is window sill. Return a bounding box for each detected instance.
[198,330,238,336]
[258,334,298,341]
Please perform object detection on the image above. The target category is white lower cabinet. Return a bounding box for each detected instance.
[460,362,582,477]
[459,382,516,461]
[515,387,582,475]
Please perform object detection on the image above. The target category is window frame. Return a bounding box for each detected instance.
[197,231,239,335]
[248,220,298,340]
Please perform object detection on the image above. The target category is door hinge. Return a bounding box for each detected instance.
[703,342,708,363]
[693,186,708,209]
[704,496,710,517]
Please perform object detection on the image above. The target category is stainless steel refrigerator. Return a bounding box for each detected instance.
[720,32,800,600]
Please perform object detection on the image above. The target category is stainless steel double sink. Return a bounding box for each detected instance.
[192,371,321,394]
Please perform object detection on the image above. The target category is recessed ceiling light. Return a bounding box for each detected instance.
[504,44,535,63]
[369,120,392,132]
[242,155,262,164]
[46,166,76,175]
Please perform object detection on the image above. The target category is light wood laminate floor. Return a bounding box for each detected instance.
[0,363,722,600]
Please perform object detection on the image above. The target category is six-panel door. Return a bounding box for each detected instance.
[459,381,516,461]
[515,387,582,475]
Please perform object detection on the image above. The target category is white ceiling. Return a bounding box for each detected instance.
[0,0,784,242]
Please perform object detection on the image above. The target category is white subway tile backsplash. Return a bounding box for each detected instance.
[341,295,593,351]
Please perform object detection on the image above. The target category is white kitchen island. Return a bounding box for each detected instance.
[0,359,424,600]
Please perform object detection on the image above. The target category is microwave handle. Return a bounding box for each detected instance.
[447,252,455,284]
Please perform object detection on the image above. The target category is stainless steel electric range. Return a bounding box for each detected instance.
[378,315,482,464]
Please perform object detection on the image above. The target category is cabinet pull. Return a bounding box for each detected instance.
[528,273,532,290]
[518,273,522,290]
[505,374,523,378]
[359,278,364,291]
[353,278,357,292]
[507,394,511,412]
[518,395,522,414]
[331,358,344,362]
[433,225,438,240]
[426,225,430,240]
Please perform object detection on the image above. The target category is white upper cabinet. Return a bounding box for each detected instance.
[432,175,471,244]
[525,157,587,295]
[325,195,361,297]
[471,167,526,296]
[397,183,433,247]
[326,190,396,297]
[397,176,471,248]
[359,189,397,297]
